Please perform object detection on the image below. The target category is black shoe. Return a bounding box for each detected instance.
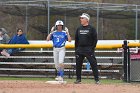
[95,80,100,84]
[74,80,81,84]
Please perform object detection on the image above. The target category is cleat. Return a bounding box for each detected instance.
[58,80,67,84]
[74,80,81,84]
[95,81,100,84]
[55,76,63,81]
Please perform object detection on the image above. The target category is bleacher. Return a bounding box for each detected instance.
[0,40,130,79]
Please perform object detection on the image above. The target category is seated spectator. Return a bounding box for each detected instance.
[0,28,10,51]
[1,28,29,57]
[0,28,10,44]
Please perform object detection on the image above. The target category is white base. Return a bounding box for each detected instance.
[45,81,67,84]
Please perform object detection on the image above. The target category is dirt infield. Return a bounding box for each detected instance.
[0,80,140,93]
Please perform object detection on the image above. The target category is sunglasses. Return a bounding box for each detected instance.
[18,31,23,32]
[80,17,85,19]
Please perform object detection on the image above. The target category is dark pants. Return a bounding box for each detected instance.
[75,52,99,81]
[6,48,25,55]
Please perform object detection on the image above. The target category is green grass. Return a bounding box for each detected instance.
[0,77,124,84]
[66,78,123,84]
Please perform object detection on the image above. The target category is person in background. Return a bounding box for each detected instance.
[1,28,29,57]
[0,28,10,51]
[0,28,10,44]
[74,13,100,84]
[47,20,71,82]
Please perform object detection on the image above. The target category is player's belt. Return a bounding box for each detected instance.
[54,46,64,48]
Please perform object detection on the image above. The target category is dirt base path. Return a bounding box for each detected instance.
[0,81,140,93]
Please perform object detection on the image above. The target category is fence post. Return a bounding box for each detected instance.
[127,46,131,83]
[123,40,128,82]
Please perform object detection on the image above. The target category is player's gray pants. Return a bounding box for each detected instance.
[53,47,65,70]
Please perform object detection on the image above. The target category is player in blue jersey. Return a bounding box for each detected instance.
[46,20,71,82]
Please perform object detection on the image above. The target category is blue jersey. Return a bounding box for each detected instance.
[50,31,68,48]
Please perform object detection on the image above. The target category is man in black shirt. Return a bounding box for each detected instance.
[74,13,100,84]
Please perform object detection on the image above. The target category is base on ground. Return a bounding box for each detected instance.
[45,80,67,84]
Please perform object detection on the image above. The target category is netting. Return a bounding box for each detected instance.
[0,0,140,40]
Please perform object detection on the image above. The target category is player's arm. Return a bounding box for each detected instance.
[67,34,71,42]
[91,27,98,48]
[65,27,71,42]
[46,33,52,41]
[75,28,79,50]
[46,26,55,41]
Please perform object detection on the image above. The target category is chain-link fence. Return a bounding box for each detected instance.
[0,0,140,40]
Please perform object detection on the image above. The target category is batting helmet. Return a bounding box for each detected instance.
[55,20,64,26]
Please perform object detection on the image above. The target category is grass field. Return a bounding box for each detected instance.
[0,77,124,84]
